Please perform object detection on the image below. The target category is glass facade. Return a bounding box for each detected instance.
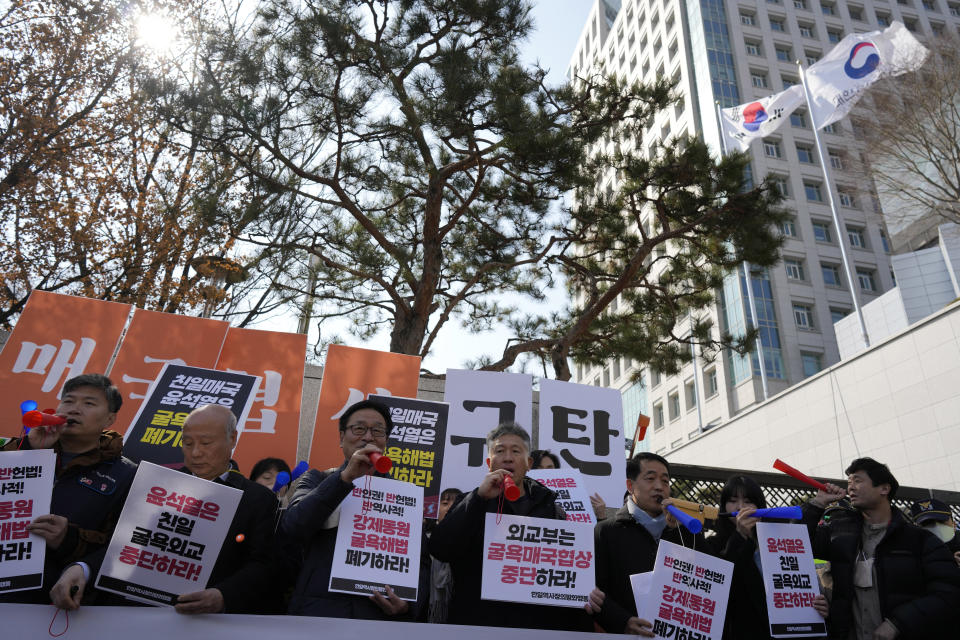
[721,266,785,384]
[622,380,650,453]
[698,0,740,107]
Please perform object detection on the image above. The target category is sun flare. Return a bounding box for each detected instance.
[135,12,180,56]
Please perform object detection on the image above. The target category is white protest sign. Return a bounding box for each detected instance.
[537,378,625,508]
[96,462,243,606]
[442,369,533,495]
[481,513,594,608]
[0,449,55,593]
[630,570,653,613]
[527,469,597,525]
[757,522,827,637]
[328,475,423,601]
[638,539,733,640]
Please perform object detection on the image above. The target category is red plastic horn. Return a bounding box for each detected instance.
[368,452,392,473]
[773,458,829,492]
[23,410,66,428]
[502,474,521,501]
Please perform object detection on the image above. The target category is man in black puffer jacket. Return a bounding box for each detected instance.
[801,458,960,640]
[429,422,593,632]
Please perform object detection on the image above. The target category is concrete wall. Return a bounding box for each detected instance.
[667,299,960,491]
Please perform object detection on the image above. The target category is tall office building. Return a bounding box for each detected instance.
[568,0,955,456]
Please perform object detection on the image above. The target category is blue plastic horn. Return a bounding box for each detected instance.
[20,400,38,414]
[665,504,703,534]
[291,461,309,480]
[727,506,803,520]
[272,471,291,493]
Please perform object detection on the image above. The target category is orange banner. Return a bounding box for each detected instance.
[215,327,307,475]
[309,344,421,471]
[109,309,230,436]
[0,291,131,432]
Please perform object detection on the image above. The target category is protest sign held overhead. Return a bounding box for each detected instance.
[638,540,734,640]
[481,513,594,608]
[757,523,826,638]
[442,369,533,495]
[310,345,421,472]
[370,394,448,519]
[527,469,596,525]
[96,462,243,606]
[537,378,625,509]
[328,475,423,601]
[0,449,55,593]
[122,364,258,466]
[0,291,130,419]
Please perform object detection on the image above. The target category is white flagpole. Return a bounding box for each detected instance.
[714,102,769,401]
[797,62,871,349]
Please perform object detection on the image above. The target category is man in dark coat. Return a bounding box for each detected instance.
[428,422,593,632]
[593,452,705,636]
[281,399,428,620]
[801,457,960,640]
[52,403,281,613]
[1,374,136,605]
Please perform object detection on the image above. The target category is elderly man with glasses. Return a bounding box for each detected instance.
[281,399,427,620]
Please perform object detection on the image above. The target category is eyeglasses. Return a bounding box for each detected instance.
[345,422,387,438]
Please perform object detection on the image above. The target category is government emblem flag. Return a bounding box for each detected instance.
[803,21,928,130]
[719,85,804,152]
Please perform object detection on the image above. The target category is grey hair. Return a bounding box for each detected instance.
[486,422,531,454]
[188,404,237,438]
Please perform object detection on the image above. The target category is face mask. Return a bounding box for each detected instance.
[924,522,956,543]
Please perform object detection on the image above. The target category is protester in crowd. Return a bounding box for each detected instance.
[909,498,960,566]
[426,487,462,624]
[281,399,428,619]
[802,457,960,639]
[1,374,136,606]
[250,457,292,498]
[429,423,594,631]
[592,452,703,636]
[708,475,828,640]
[53,403,282,613]
[531,447,608,520]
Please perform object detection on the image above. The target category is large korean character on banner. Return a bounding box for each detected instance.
[537,379,625,508]
[370,394,448,518]
[0,292,130,424]
[215,327,307,475]
[309,345,421,471]
[441,369,533,496]
[109,309,230,437]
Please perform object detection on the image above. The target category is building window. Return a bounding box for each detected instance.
[776,46,792,61]
[876,12,891,26]
[653,402,665,430]
[783,76,798,88]
[781,217,797,236]
[880,230,891,253]
[794,0,808,8]
[771,18,786,31]
[931,22,945,35]
[812,220,832,242]
[799,23,815,37]
[828,29,842,43]
[829,151,844,169]
[797,144,816,164]
[793,303,815,330]
[846,226,866,250]
[857,268,876,291]
[684,379,697,409]
[752,72,769,88]
[764,140,783,159]
[741,12,755,24]
[651,369,662,387]
[848,6,864,20]
[613,357,621,380]
[772,176,790,198]
[821,263,842,287]
[950,2,960,16]
[839,191,858,208]
[922,0,936,10]
[805,182,824,203]
[822,122,838,134]
[801,352,823,377]
[830,307,849,323]
[821,2,836,15]
[704,367,719,397]
[746,40,762,56]
[668,391,681,421]
[785,258,806,281]
[791,111,808,128]
[805,52,820,66]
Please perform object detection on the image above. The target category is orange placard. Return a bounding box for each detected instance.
[309,344,421,471]
[0,291,131,433]
[109,309,230,435]
[215,327,307,475]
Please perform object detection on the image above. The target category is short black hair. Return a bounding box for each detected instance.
[531,449,561,469]
[626,452,670,481]
[846,457,899,501]
[440,488,463,501]
[716,474,768,542]
[63,374,122,413]
[338,399,393,433]
[249,457,291,482]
